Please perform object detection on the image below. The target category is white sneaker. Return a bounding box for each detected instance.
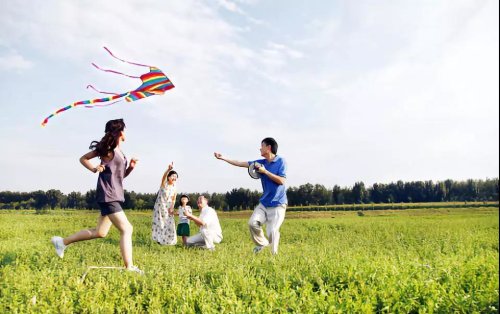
[51,236,66,258]
[126,265,144,275]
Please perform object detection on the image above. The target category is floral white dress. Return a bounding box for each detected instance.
[152,184,177,245]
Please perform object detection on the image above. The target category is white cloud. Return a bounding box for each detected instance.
[0,52,33,70]
[216,0,265,25]
[0,0,497,194]
[217,0,244,14]
[283,0,499,185]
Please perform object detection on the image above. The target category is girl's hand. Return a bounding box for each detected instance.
[130,158,138,169]
[93,165,105,173]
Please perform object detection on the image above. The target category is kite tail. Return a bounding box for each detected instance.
[41,93,128,127]
[91,63,140,79]
[102,47,152,68]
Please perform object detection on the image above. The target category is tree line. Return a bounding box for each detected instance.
[0,178,498,211]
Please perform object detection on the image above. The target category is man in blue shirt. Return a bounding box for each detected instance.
[214,137,287,255]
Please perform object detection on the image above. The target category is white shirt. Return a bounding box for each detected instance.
[178,206,192,224]
[199,206,223,239]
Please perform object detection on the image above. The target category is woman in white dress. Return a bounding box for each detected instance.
[152,163,178,245]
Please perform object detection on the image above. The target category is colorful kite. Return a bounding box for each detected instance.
[41,47,175,126]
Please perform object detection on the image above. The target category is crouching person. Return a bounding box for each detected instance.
[185,195,222,251]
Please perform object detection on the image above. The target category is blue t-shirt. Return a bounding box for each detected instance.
[248,156,287,207]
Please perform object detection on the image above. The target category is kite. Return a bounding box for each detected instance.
[41,47,175,126]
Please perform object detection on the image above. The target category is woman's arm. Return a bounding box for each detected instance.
[124,158,138,178]
[159,171,168,188]
[159,162,174,188]
[79,151,105,173]
[168,193,177,215]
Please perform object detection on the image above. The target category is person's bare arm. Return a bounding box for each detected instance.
[186,212,205,227]
[79,151,105,173]
[214,152,249,168]
[124,158,138,178]
[159,162,174,188]
[258,165,286,185]
[168,193,177,215]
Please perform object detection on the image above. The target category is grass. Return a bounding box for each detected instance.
[0,206,498,313]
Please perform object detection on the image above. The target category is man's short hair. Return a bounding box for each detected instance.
[198,194,210,203]
[262,137,278,154]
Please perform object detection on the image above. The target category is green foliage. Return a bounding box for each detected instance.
[1,178,498,211]
[289,202,499,212]
[0,207,498,312]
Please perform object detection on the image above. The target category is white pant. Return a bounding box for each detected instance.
[248,203,286,254]
[186,227,222,249]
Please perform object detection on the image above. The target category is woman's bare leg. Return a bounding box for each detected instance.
[63,215,112,246]
[107,211,134,268]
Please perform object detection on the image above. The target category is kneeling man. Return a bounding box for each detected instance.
[185,195,223,250]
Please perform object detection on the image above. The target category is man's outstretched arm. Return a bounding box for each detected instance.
[214,152,249,168]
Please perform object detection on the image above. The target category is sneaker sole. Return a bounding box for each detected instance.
[51,237,64,258]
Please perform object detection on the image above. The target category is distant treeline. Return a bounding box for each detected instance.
[1,178,498,211]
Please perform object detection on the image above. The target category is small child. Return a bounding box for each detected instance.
[177,195,192,245]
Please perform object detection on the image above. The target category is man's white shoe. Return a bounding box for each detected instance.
[127,265,144,275]
[51,236,66,258]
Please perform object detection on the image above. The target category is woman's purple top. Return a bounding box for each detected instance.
[96,149,127,203]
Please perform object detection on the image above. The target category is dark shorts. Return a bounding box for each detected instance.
[177,223,190,236]
[98,202,124,216]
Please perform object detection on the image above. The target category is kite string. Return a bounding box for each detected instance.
[86,84,120,95]
[83,100,123,108]
[80,266,125,282]
[91,63,139,79]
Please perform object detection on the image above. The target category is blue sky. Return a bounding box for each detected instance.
[0,0,498,194]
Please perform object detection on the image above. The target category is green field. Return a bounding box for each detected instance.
[1,207,498,313]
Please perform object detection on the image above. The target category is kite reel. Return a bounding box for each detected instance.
[248,162,263,179]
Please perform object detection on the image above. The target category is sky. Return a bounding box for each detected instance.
[0,0,498,194]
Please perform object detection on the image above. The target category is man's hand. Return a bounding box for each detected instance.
[214,152,248,168]
[256,164,267,174]
[214,152,224,160]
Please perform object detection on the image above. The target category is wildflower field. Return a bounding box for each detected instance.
[0,206,498,313]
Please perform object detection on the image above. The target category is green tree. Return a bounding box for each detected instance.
[312,184,330,205]
[46,189,64,209]
[352,182,367,204]
[85,190,99,209]
[32,190,49,210]
[67,192,82,209]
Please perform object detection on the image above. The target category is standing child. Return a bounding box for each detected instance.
[152,163,178,245]
[177,195,192,245]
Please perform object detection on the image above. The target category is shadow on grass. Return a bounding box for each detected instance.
[0,252,17,267]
